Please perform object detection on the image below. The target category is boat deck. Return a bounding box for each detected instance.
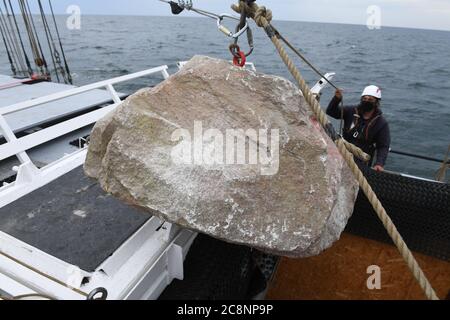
[0,166,150,272]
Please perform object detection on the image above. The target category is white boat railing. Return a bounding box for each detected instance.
[0,65,169,208]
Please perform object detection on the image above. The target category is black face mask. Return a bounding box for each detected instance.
[360,100,377,113]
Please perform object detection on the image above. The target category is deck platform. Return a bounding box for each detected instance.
[0,166,150,272]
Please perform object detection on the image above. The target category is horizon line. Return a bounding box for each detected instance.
[47,13,450,33]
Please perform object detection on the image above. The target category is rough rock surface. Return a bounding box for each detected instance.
[84,55,359,258]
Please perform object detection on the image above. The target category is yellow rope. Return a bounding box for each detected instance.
[342,139,371,162]
[233,0,439,300]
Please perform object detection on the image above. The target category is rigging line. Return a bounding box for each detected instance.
[25,0,49,72]
[1,3,27,75]
[0,17,16,75]
[269,28,348,135]
[17,0,43,72]
[37,0,60,82]
[0,8,17,73]
[6,0,34,76]
[40,4,61,82]
[158,0,221,20]
[271,26,339,90]
[24,0,50,76]
[3,1,28,76]
[0,7,19,74]
[44,1,69,84]
[190,7,221,20]
[16,0,38,62]
[46,0,68,84]
[48,0,72,84]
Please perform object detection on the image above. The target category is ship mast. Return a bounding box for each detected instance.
[0,0,72,84]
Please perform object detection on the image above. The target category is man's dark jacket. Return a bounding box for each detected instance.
[327,96,391,167]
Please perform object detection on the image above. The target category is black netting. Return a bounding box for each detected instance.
[346,168,450,262]
[159,234,257,300]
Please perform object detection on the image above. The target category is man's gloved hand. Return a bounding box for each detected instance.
[335,89,343,101]
[373,165,384,172]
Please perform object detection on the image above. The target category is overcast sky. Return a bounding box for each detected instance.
[18,0,450,31]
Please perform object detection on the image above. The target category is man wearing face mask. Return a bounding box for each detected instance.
[326,85,391,172]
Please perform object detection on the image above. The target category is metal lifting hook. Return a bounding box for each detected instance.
[217,14,249,39]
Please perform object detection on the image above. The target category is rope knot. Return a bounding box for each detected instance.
[231,1,272,27]
[254,6,272,27]
[231,1,253,17]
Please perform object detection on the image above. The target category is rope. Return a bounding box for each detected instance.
[7,294,56,300]
[0,249,88,298]
[6,0,33,76]
[17,0,44,71]
[0,5,18,69]
[273,30,347,136]
[273,28,339,90]
[1,1,29,76]
[0,13,16,75]
[0,0,71,82]
[48,0,72,84]
[22,0,50,76]
[436,145,449,182]
[2,5,24,76]
[234,0,439,300]
[38,0,61,83]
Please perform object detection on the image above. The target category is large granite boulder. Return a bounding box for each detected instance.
[84,56,359,258]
